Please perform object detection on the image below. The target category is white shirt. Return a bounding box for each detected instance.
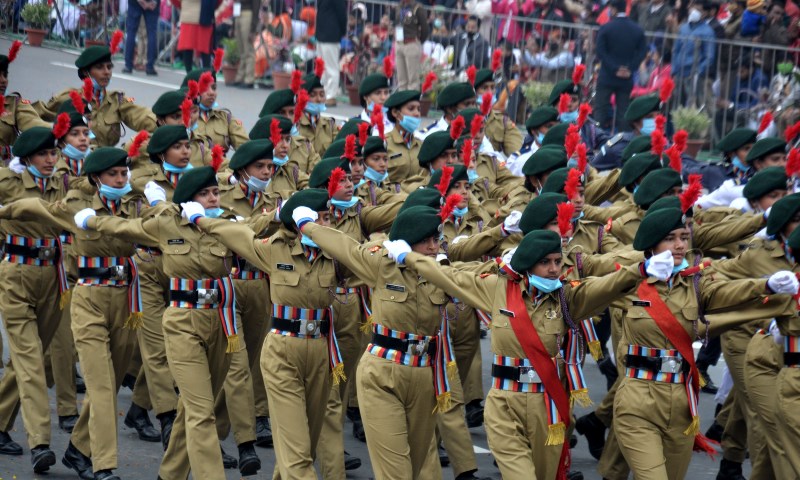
[505,143,539,177]
[360,110,395,135]
[696,178,745,209]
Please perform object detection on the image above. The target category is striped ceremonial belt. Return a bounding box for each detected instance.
[784,336,800,367]
[78,255,143,328]
[169,277,239,352]
[231,258,266,280]
[367,324,436,368]
[491,354,548,393]
[5,234,69,304]
[333,287,359,294]
[624,344,686,384]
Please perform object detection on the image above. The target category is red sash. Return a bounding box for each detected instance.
[505,279,571,480]
[636,281,717,456]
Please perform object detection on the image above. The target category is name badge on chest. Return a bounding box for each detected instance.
[385,283,405,292]
[167,239,184,245]
[632,300,651,307]
[277,263,294,271]
[498,308,515,317]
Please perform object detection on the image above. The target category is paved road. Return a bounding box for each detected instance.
[0,39,745,479]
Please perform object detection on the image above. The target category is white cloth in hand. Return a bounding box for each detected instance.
[503,211,523,234]
[646,250,674,281]
[768,270,799,295]
[383,239,411,263]
[144,181,166,206]
[501,247,517,272]
[291,206,317,226]
[74,208,96,230]
[180,201,205,222]
[8,158,25,174]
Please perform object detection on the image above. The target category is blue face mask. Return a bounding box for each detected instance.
[632,183,640,194]
[27,164,52,179]
[467,168,480,184]
[536,132,545,144]
[189,122,199,132]
[672,258,689,275]
[246,175,271,193]
[732,157,751,172]
[163,161,194,174]
[452,206,468,218]
[205,207,224,218]
[198,101,219,112]
[365,166,388,183]
[300,233,319,248]
[62,144,90,161]
[305,103,327,116]
[88,130,96,140]
[527,274,563,294]
[91,77,102,91]
[560,110,579,123]
[640,118,656,135]
[399,115,421,133]
[330,197,359,210]
[290,125,300,137]
[367,102,389,116]
[272,152,289,167]
[99,182,132,201]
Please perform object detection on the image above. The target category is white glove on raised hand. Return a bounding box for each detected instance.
[8,157,25,174]
[180,202,205,224]
[383,239,411,264]
[645,250,674,281]
[74,208,96,230]
[144,181,166,206]
[291,206,317,228]
[501,247,517,272]
[768,270,799,295]
[502,211,523,235]
[770,319,784,345]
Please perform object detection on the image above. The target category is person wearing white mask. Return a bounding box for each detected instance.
[357,60,395,135]
[672,2,717,107]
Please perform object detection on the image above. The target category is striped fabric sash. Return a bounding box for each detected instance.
[231,258,266,280]
[239,182,260,209]
[98,194,120,215]
[367,324,435,367]
[564,327,591,407]
[164,171,181,189]
[34,177,47,192]
[476,310,492,328]
[65,157,84,176]
[333,287,359,294]
[624,345,686,384]
[359,287,374,334]
[491,354,547,393]
[78,255,143,329]
[169,277,239,352]
[302,245,318,263]
[271,303,345,384]
[5,234,70,307]
[580,318,602,360]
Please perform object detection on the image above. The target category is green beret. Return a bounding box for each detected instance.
[384,90,421,119]
[57,100,88,130]
[152,91,187,117]
[336,118,370,141]
[83,147,129,177]
[647,196,694,218]
[745,138,786,164]
[181,68,214,88]
[428,165,468,192]
[400,188,443,213]
[249,115,292,140]
[624,95,660,122]
[12,126,56,158]
[259,89,295,117]
[436,82,476,109]
[548,79,579,106]
[474,69,494,88]
[633,207,687,251]
[521,145,568,177]
[173,166,218,204]
[309,157,350,189]
[510,230,563,273]
[520,192,568,234]
[279,188,329,229]
[418,131,455,167]
[457,107,482,129]
[323,139,347,160]
[743,166,789,201]
[359,73,391,98]
[147,125,189,159]
[716,128,757,153]
[541,123,570,146]
[302,74,323,92]
[229,139,274,171]
[389,206,442,245]
[619,153,662,190]
[75,46,111,71]
[541,167,584,194]
[767,193,800,236]
[621,135,652,163]
[525,107,559,132]
[363,136,387,157]
[633,168,683,209]
[787,223,800,251]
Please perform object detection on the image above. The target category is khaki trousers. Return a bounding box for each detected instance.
[461,350,484,404]
[234,10,255,85]
[157,308,233,480]
[596,340,629,480]
[721,327,762,464]
[777,366,800,478]
[45,298,78,417]
[0,262,62,447]
[69,286,137,472]
[396,40,422,91]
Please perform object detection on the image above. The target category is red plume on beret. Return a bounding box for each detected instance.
[128,131,150,158]
[491,49,502,72]
[198,71,214,95]
[564,168,581,201]
[314,58,325,79]
[572,64,586,87]
[294,89,309,124]
[786,148,800,178]
[680,174,703,213]
[450,115,465,140]
[466,65,477,86]
[759,111,773,135]
[557,202,576,237]
[576,143,587,173]
[672,130,688,153]
[654,114,666,134]
[343,134,357,161]
[665,145,682,173]
[422,72,437,94]
[436,165,454,197]
[290,70,303,94]
[211,144,224,172]
[53,113,71,139]
[186,80,199,101]
[358,122,369,150]
[470,114,484,139]
[558,93,570,115]
[565,124,580,159]
[181,97,193,129]
[328,167,346,199]
[480,92,492,116]
[651,129,667,158]
[270,118,282,146]
[371,104,385,140]
[383,56,394,79]
[659,77,674,104]
[440,193,463,220]
[786,121,800,144]
[109,30,124,55]
[462,138,473,170]
[213,48,224,73]
[69,90,85,116]
[577,103,591,128]
[7,40,21,63]
[83,77,93,103]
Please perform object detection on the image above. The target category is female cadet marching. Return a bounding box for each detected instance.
[146,92,212,169]
[357,60,394,135]
[247,115,309,194]
[296,61,336,155]
[472,66,523,157]
[383,89,424,183]
[181,69,249,153]
[0,146,147,480]
[355,135,405,207]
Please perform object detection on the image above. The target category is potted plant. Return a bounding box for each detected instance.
[522,81,556,109]
[672,106,712,157]
[418,58,450,117]
[220,37,240,86]
[21,2,51,47]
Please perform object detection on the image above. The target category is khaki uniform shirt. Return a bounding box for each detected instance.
[0,94,50,159]
[0,168,69,238]
[196,108,249,152]
[297,114,336,157]
[385,127,422,183]
[484,110,523,157]
[288,136,322,175]
[354,179,405,207]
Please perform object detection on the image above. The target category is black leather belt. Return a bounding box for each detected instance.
[492,364,548,383]
[272,317,330,335]
[169,289,220,305]
[78,266,129,281]
[625,354,689,375]
[784,352,800,366]
[6,243,58,260]
[371,332,436,356]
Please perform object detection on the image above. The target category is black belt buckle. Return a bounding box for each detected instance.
[194,288,219,305]
[784,351,800,366]
[36,246,56,261]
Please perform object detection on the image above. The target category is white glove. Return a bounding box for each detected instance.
[769,319,784,345]
[291,206,317,228]
[180,201,205,223]
[228,174,238,185]
[501,247,517,271]
[451,235,468,245]
[74,208,96,230]
[754,227,770,239]
[8,157,25,174]
[144,181,166,206]
[503,211,523,235]
[435,253,449,264]
[768,270,799,295]
[383,239,411,264]
[645,250,674,281]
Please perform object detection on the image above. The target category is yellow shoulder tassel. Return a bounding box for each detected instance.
[331,363,347,386]
[587,340,602,360]
[226,334,240,353]
[570,388,593,408]
[698,374,707,388]
[433,392,452,414]
[359,317,373,335]
[59,290,72,310]
[545,422,566,446]
[683,416,700,436]
[446,361,457,379]
[124,312,144,330]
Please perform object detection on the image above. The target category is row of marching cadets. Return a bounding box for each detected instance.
[3,32,800,480]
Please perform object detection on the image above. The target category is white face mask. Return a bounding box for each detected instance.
[688,9,702,23]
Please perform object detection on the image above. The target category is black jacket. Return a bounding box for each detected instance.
[596,16,647,87]
[429,32,491,71]
[316,0,347,43]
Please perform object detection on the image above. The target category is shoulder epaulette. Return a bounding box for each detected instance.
[605,133,624,148]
